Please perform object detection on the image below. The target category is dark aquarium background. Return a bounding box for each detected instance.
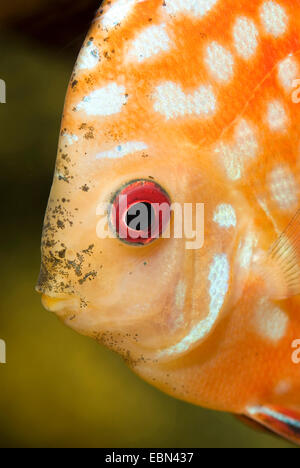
[0,0,293,448]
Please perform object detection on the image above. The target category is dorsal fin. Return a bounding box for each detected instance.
[246,405,300,446]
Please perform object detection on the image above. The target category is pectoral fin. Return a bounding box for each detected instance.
[245,405,300,446]
[255,210,300,299]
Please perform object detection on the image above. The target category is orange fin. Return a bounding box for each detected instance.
[246,405,300,446]
[235,415,275,436]
[256,210,300,299]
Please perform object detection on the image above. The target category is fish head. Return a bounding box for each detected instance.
[36,0,251,366]
[36,107,240,362]
[36,0,257,379]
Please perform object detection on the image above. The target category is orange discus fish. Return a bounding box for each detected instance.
[37,0,300,445]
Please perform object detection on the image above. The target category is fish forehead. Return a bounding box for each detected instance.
[62,0,300,159]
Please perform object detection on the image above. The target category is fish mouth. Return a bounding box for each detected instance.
[36,262,80,315]
[36,288,80,315]
[41,294,80,313]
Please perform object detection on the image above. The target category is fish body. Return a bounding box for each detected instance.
[37,0,300,444]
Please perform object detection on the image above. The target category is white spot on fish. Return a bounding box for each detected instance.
[100,0,143,29]
[215,119,258,180]
[96,142,148,159]
[163,0,219,18]
[238,234,257,269]
[268,165,298,211]
[77,83,127,116]
[153,81,216,120]
[127,24,171,62]
[274,380,291,396]
[277,55,299,91]
[76,41,100,70]
[254,299,288,342]
[205,42,234,82]
[157,254,229,358]
[213,204,236,228]
[175,280,187,311]
[233,17,259,60]
[266,100,288,131]
[208,254,230,317]
[260,1,288,38]
[61,132,79,146]
[257,197,281,234]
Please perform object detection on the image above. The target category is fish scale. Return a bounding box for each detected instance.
[37,0,300,445]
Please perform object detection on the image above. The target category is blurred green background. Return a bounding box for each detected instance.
[0,0,294,448]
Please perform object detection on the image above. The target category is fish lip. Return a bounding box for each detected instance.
[39,291,80,315]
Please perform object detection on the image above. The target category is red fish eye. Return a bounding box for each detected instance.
[110,180,171,245]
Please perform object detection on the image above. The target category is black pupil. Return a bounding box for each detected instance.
[126,202,155,232]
